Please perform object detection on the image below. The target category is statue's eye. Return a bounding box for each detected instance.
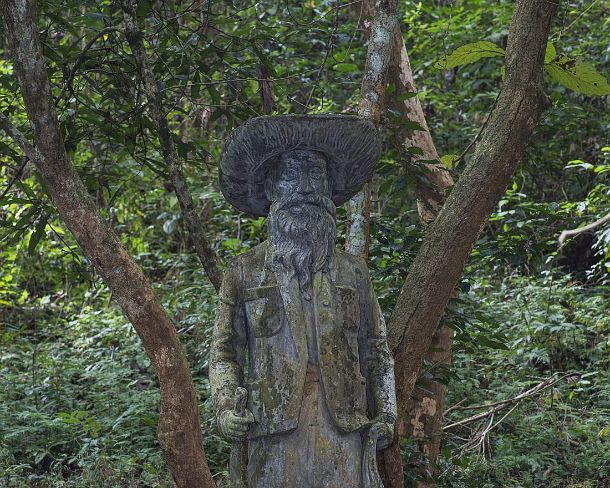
[283,169,297,181]
[310,167,322,180]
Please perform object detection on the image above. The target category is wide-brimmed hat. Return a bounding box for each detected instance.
[219,114,381,217]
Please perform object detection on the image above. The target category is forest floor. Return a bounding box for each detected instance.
[1,270,609,488]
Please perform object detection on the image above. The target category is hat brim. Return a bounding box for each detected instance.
[219,114,381,217]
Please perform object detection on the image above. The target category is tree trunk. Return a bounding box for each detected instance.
[346,0,400,260]
[0,1,215,486]
[382,2,559,487]
[386,17,455,487]
[351,2,456,484]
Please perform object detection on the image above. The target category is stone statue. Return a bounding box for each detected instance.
[210,115,397,488]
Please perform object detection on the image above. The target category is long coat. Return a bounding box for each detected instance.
[210,241,396,439]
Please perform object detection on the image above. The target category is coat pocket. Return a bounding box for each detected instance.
[244,285,284,338]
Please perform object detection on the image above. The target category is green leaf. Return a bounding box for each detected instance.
[441,154,459,168]
[397,91,417,101]
[28,216,48,255]
[252,45,277,77]
[565,159,594,170]
[177,139,191,161]
[191,71,201,99]
[546,57,610,96]
[544,42,556,64]
[135,0,152,23]
[405,146,424,157]
[163,218,177,235]
[435,41,505,70]
[207,84,221,105]
[333,63,358,73]
[402,120,426,131]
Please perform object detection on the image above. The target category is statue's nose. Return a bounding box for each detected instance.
[298,174,313,194]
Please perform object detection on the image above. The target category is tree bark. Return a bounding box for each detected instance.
[383,2,558,487]
[121,1,222,292]
[387,29,455,222]
[346,0,400,260]
[351,2,456,484]
[386,16,456,488]
[0,1,215,486]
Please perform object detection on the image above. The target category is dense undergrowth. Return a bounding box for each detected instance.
[437,275,610,487]
[2,268,609,487]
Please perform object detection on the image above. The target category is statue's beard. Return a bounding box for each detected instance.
[267,193,337,298]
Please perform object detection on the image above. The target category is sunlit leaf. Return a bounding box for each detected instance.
[441,154,459,168]
[435,41,505,70]
[544,42,556,63]
[546,57,610,96]
[333,63,358,73]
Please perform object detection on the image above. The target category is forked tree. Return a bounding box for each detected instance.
[0,0,558,486]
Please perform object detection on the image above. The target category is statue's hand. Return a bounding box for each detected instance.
[218,408,255,441]
[371,416,395,450]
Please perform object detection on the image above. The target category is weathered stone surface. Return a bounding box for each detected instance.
[218,114,381,216]
[210,115,396,487]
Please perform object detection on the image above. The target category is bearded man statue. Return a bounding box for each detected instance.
[210,115,396,488]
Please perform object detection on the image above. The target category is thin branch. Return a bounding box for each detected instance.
[0,157,29,201]
[451,90,502,168]
[55,27,120,105]
[443,374,570,431]
[303,4,339,113]
[0,114,86,265]
[558,212,610,246]
[121,0,222,291]
[0,112,45,165]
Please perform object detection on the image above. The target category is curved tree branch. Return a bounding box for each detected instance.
[0,1,216,486]
[386,0,558,473]
[55,26,120,105]
[558,212,610,246]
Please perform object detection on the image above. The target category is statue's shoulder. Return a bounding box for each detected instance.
[334,248,367,268]
[235,241,268,269]
[333,248,370,280]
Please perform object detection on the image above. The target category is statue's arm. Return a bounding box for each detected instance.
[210,261,247,418]
[359,260,397,425]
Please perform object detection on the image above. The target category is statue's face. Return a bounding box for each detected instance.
[266,149,337,282]
[268,150,331,202]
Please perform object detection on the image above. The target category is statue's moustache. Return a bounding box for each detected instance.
[273,193,336,215]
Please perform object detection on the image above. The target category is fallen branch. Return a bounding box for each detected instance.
[444,373,573,431]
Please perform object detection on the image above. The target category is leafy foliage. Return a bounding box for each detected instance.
[434,41,505,70]
[435,38,610,96]
[438,275,610,487]
[546,57,610,96]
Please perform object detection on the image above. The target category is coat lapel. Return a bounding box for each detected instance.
[314,270,337,362]
[264,243,308,362]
